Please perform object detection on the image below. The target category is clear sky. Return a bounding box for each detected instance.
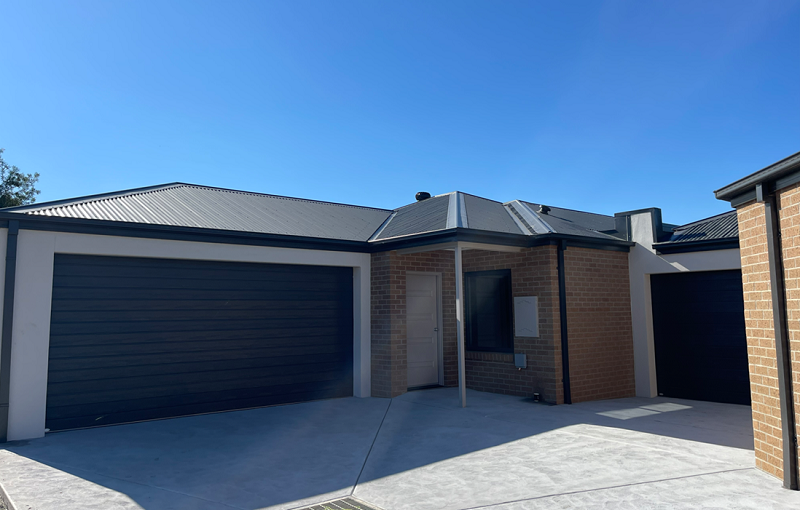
[1,1,798,225]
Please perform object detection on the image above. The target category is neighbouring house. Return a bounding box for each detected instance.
[716,150,800,490]
[0,184,747,445]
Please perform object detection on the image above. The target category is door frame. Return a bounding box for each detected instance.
[406,271,444,387]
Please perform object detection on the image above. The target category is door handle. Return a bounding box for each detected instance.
[433,328,439,331]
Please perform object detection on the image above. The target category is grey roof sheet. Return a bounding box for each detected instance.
[373,194,450,240]
[6,183,633,245]
[660,211,739,244]
[9,183,393,242]
[523,202,616,232]
[463,194,523,234]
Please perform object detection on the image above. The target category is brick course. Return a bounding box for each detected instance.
[563,248,635,402]
[370,244,635,405]
[734,182,800,481]
[462,247,563,403]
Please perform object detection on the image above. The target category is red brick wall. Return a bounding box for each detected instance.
[737,182,800,481]
[563,248,635,402]
[462,246,563,403]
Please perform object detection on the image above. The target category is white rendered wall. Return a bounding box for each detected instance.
[628,212,741,398]
[6,230,371,441]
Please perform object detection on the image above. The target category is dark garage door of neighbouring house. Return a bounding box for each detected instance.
[45,254,354,431]
[651,270,749,405]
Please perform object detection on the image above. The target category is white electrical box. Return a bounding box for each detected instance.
[513,296,539,337]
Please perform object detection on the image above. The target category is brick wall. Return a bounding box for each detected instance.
[735,182,800,481]
[462,246,563,403]
[371,244,635,405]
[779,183,800,484]
[563,248,635,402]
[370,250,456,398]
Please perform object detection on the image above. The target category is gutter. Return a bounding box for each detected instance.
[715,151,800,205]
[653,238,739,255]
[0,220,19,443]
[761,186,798,490]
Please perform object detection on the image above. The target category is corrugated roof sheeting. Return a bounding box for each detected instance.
[662,211,739,244]
[524,202,616,232]
[21,184,393,242]
[374,194,450,240]
[463,194,523,234]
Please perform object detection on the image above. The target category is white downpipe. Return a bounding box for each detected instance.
[454,243,467,408]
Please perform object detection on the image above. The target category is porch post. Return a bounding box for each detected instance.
[454,243,467,407]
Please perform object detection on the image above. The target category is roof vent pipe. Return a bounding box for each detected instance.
[538,205,551,215]
[416,192,431,201]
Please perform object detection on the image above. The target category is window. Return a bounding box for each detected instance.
[464,269,513,353]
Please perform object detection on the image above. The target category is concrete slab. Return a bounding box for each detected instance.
[1,387,798,510]
[0,397,390,510]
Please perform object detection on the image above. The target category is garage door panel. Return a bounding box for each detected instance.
[651,270,749,405]
[50,303,347,322]
[46,254,354,431]
[54,263,343,282]
[49,340,344,368]
[48,350,350,382]
[49,315,350,336]
[48,361,351,399]
[48,368,350,410]
[45,385,350,431]
[52,275,348,293]
[52,286,345,301]
[51,298,345,313]
[48,327,343,349]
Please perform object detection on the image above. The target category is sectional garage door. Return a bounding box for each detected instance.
[45,254,354,431]
[651,270,749,405]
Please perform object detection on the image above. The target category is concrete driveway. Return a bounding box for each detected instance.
[1,388,798,510]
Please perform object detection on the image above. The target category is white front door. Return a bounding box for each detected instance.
[407,274,440,388]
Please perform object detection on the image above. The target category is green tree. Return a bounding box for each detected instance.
[0,148,40,208]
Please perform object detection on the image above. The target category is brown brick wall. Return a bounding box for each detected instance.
[462,246,563,403]
[370,250,456,398]
[370,244,635,405]
[563,248,635,402]
[779,183,800,483]
[735,182,800,481]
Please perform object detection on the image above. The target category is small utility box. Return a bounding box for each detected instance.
[514,296,539,337]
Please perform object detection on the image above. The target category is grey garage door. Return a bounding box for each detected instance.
[46,254,354,431]
[651,270,749,405]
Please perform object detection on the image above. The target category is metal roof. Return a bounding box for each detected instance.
[7,183,393,242]
[523,203,616,233]
[463,194,524,234]
[4,184,635,246]
[372,194,450,240]
[657,210,738,245]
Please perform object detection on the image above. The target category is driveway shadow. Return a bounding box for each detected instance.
[0,388,755,510]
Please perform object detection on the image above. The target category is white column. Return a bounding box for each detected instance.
[454,243,466,407]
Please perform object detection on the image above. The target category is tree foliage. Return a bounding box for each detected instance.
[0,149,40,208]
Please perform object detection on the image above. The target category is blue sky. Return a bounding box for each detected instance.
[1,1,798,225]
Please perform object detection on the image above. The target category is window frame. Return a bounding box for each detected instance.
[464,268,514,353]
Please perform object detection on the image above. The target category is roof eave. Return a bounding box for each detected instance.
[653,238,740,254]
[715,151,800,204]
